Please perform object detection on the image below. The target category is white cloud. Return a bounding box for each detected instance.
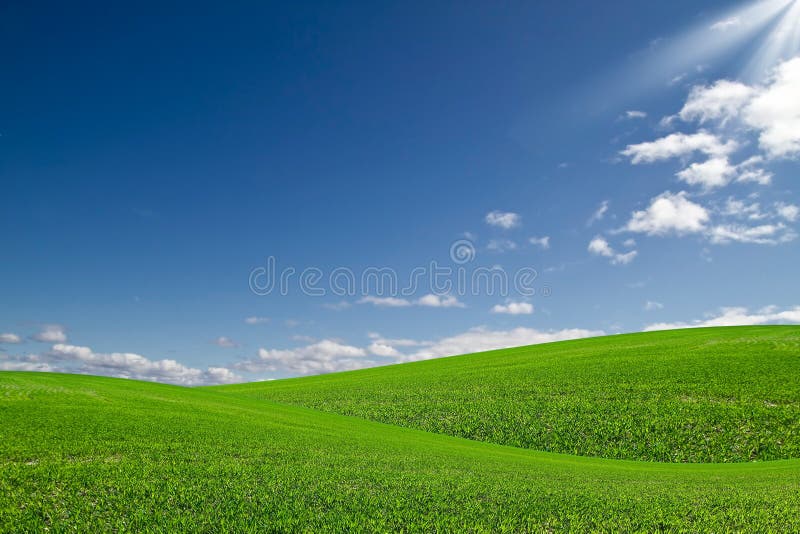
[621,131,737,164]
[212,336,238,348]
[710,17,741,32]
[42,343,241,385]
[416,294,465,308]
[776,202,800,222]
[32,324,67,343]
[367,333,428,348]
[0,333,21,344]
[244,316,270,325]
[487,239,518,252]
[367,342,401,357]
[736,168,773,185]
[588,236,614,257]
[644,305,800,331]
[644,301,664,311]
[359,294,465,309]
[227,324,606,377]
[679,80,754,124]
[624,191,709,235]
[587,200,610,226]
[239,340,372,375]
[0,360,54,372]
[358,296,412,308]
[624,110,648,119]
[529,236,550,249]
[485,211,521,229]
[206,367,241,384]
[491,301,534,315]
[707,223,796,245]
[675,157,737,189]
[322,301,352,311]
[612,250,638,265]
[721,197,766,220]
[587,236,638,265]
[742,57,800,159]
[401,326,604,362]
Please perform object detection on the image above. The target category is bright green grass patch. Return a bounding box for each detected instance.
[2,371,800,532]
[213,326,800,463]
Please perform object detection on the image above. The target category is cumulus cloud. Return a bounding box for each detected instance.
[588,236,638,265]
[675,157,737,189]
[672,57,800,160]
[485,211,521,229]
[529,236,551,249]
[490,301,534,315]
[400,326,604,362]
[416,294,465,308]
[237,339,373,375]
[623,191,709,235]
[205,367,241,384]
[32,324,67,343]
[0,333,22,344]
[621,131,737,164]
[742,57,800,159]
[237,325,605,376]
[367,342,401,357]
[679,80,755,123]
[644,305,800,331]
[0,343,241,385]
[776,202,800,222]
[0,352,54,372]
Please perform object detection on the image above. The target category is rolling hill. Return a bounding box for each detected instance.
[213,326,800,463]
[2,326,799,531]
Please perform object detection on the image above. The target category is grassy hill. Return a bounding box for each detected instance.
[213,326,800,463]
[2,326,800,531]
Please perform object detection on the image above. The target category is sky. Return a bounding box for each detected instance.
[2,0,800,384]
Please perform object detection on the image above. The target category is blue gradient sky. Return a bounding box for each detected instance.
[2,0,799,383]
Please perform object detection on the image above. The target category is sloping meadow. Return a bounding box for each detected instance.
[214,326,800,463]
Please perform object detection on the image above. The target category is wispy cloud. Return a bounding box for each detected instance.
[587,200,610,226]
[485,210,521,229]
[212,336,239,348]
[644,305,800,331]
[244,316,270,325]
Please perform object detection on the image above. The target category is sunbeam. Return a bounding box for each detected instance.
[744,0,800,80]
[596,0,800,108]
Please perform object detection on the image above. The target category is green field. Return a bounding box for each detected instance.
[2,326,800,531]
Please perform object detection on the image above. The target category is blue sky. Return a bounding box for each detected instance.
[2,0,800,383]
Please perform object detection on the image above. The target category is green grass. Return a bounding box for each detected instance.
[214,326,800,463]
[1,326,800,531]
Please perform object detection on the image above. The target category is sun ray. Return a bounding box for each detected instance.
[743,0,800,80]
